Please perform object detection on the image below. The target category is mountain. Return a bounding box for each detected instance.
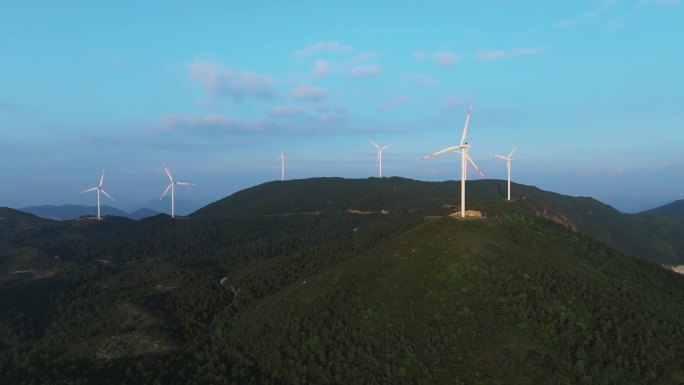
[20,204,130,220]
[197,178,684,264]
[128,197,205,217]
[19,205,161,221]
[642,198,684,217]
[128,208,162,220]
[3,178,684,384]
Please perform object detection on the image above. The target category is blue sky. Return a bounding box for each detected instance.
[1,0,683,213]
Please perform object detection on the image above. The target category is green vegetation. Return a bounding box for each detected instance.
[2,178,684,384]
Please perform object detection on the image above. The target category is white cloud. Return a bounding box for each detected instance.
[475,46,549,61]
[555,0,618,28]
[295,41,354,57]
[405,73,436,87]
[269,105,308,117]
[350,51,378,62]
[351,65,381,77]
[155,114,272,135]
[312,60,332,77]
[638,0,679,6]
[412,50,462,65]
[188,60,275,101]
[434,51,461,65]
[443,94,467,110]
[412,51,427,60]
[291,84,327,101]
[378,94,410,110]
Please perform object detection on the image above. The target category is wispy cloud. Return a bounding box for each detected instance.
[188,60,275,102]
[606,13,631,32]
[271,104,351,127]
[269,105,308,117]
[412,50,463,65]
[443,94,467,110]
[405,73,436,87]
[0,100,15,109]
[350,51,378,63]
[638,0,679,6]
[155,114,273,135]
[295,41,354,57]
[475,46,549,61]
[311,59,332,77]
[351,65,381,77]
[378,94,410,110]
[555,0,618,28]
[291,84,327,101]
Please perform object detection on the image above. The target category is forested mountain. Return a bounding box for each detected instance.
[2,178,684,384]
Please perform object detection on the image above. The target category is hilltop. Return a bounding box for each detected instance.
[2,178,684,384]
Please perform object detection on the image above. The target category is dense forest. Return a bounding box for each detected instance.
[2,177,684,384]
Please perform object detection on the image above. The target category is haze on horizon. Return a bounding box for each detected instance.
[1,1,682,213]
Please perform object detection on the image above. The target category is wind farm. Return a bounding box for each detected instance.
[2,2,683,384]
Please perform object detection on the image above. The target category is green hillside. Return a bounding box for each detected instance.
[2,179,684,384]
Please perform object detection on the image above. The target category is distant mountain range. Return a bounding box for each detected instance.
[19,204,161,220]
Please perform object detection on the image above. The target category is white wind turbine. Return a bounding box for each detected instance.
[422,102,483,218]
[81,169,113,220]
[370,140,391,178]
[160,163,194,218]
[278,152,287,181]
[493,146,517,201]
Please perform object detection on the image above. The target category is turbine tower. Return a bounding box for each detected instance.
[81,169,113,220]
[493,146,517,201]
[370,140,391,178]
[278,152,286,181]
[160,163,194,218]
[422,102,483,218]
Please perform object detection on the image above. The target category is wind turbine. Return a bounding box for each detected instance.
[493,146,517,201]
[421,101,483,218]
[81,169,113,220]
[278,152,287,181]
[370,140,391,178]
[160,163,194,218]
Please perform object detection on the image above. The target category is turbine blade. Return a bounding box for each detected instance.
[162,163,173,182]
[101,189,114,201]
[382,144,392,150]
[176,182,194,186]
[160,183,172,199]
[466,153,484,176]
[376,152,380,164]
[493,154,507,160]
[370,140,380,150]
[81,187,98,193]
[99,170,105,188]
[459,101,474,146]
[421,145,459,160]
[508,145,517,158]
